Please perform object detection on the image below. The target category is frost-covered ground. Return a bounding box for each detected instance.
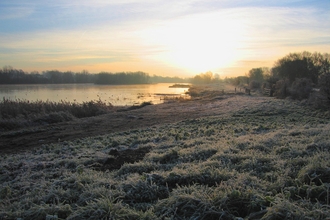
[1,95,330,219]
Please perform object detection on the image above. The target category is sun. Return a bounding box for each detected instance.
[168,31,239,73]
[139,11,246,74]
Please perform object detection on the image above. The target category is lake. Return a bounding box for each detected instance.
[0,83,190,106]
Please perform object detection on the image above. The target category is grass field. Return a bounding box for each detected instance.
[1,94,330,219]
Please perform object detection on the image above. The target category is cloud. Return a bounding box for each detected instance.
[0,4,34,20]
[0,0,329,76]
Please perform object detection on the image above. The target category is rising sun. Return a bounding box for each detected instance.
[140,11,246,74]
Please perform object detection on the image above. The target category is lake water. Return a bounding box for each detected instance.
[0,83,190,106]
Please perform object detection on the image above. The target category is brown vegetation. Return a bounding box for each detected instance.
[0,98,114,131]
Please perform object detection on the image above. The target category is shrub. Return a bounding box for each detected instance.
[273,79,290,99]
[70,100,113,118]
[249,80,261,90]
[318,72,330,107]
[289,78,313,100]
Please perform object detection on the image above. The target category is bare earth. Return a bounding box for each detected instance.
[1,92,248,154]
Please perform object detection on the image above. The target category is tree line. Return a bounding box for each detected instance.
[0,68,94,84]
[0,67,189,85]
[228,51,330,108]
[189,51,330,108]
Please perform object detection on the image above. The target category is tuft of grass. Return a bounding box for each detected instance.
[117,101,153,112]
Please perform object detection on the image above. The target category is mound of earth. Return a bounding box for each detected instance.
[92,147,151,171]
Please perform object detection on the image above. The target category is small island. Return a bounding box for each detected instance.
[169,83,191,88]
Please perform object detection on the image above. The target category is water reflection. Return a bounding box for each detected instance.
[0,83,190,106]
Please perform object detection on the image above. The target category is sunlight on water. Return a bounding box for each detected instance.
[0,83,190,106]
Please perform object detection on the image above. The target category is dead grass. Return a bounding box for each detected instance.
[0,98,114,131]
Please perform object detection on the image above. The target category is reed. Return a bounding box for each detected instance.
[0,98,114,130]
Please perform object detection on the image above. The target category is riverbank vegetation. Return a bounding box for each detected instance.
[0,98,158,131]
[0,98,114,131]
[1,95,330,219]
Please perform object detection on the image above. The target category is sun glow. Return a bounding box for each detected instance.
[139,11,247,73]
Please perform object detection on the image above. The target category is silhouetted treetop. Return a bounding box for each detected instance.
[0,68,188,84]
[95,71,150,84]
[271,51,329,84]
[191,71,221,84]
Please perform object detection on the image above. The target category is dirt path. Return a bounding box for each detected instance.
[0,96,235,154]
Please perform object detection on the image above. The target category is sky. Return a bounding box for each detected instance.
[0,0,329,78]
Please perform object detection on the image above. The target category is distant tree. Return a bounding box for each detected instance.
[44,70,63,84]
[63,71,75,83]
[248,67,270,89]
[95,72,150,85]
[0,66,29,84]
[202,71,213,84]
[95,72,111,84]
[75,70,90,83]
[213,73,220,81]
[0,68,149,85]
[0,66,13,83]
[149,75,188,83]
[248,68,264,82]
[191,71,214,84]
[25,71,48,83]
[234,76,249,86]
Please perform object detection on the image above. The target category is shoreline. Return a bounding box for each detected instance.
[0,85,227,153]
[2,84,326,154]
[0,87,240,154]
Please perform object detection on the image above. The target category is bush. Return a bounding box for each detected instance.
[318,72,330,107]
[273,79,290,99]
[70,100,113,118]
[289,78,313,100]
[249,80,261,90]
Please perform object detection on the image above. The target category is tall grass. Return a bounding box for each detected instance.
[0,96,330,219]
[0,98,114,130]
